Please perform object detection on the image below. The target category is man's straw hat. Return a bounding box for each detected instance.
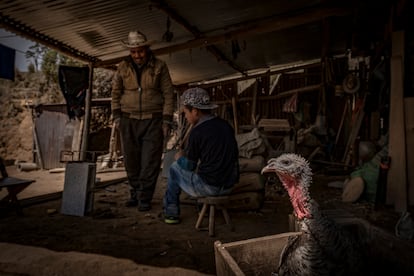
[122,31,155,48]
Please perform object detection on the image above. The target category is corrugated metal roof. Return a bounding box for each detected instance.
[0,0,394,85]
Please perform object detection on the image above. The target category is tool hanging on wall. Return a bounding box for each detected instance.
[162,16,173,42]
[231,39,241,59]
[342,73,360,94]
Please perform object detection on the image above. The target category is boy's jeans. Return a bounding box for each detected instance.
[163,162,232,217]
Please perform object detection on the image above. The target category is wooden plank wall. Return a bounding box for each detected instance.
[35,110,80,169]
[207,66,321,132]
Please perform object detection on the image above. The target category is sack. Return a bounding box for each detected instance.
[228,191,265,211]
[236,128,266,158]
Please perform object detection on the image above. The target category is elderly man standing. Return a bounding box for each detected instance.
[163,87,239,224]
[111,31,174,212]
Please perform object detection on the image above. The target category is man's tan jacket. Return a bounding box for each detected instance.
[111,55,174,120]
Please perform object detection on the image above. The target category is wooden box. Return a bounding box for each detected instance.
[214,215,414,276]
[214,232,301,276]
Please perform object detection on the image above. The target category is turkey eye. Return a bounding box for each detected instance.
[281,160,290,165]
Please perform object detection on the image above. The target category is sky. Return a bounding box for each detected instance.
[0,28,36,72]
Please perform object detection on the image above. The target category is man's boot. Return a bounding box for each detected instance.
[125,189,138,207]
[138,200,151,212]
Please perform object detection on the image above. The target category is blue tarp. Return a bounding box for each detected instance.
[0,44,16,81]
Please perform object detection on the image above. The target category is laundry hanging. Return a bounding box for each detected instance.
[58,65,89,119]
[282,93,298,113]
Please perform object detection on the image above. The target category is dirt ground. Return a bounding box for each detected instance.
[1,167,410,275]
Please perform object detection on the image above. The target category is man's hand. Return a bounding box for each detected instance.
[162,122,171,138]
[174,150,184,160]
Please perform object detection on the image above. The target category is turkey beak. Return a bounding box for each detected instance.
[261,166,273,176]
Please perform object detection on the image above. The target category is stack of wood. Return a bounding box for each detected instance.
[258,119,290,132]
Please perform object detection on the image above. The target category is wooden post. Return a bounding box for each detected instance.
[404,97,414,206]
[251,81,258,125]
[73,118,83,161]
[32,117,43,169]
[80,64,94,161]
[231,96,239,134]
[342,96,365,166]
[387,31,407,211]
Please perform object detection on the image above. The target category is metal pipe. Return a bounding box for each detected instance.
[17,162,38,172]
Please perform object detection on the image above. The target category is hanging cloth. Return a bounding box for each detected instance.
[283,93,298,113]
[58,65,89,119]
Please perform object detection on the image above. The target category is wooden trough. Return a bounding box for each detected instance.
[214,232,301,276]
[214,213,414,276]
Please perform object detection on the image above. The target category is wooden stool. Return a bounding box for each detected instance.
[195,195,234,237]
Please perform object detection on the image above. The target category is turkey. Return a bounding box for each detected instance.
[261,153,366,276]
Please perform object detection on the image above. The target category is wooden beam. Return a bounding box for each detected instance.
[205,45,246,74]
[150,0,245,74]
[96,6,350,67]
[387,31,407,211]
[257,84,321,101]
[213,84,321,105]
[195,61,321,88]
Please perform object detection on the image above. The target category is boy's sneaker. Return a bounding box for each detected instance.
[164,215,181,224]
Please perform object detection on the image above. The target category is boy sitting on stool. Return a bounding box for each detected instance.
[163,87,239,224]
